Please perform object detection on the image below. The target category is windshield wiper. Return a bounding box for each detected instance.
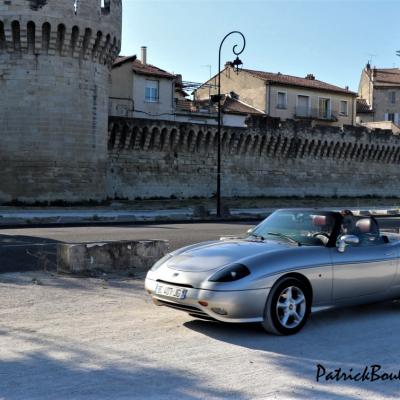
[266,232,301,246]
[248,232,265,241]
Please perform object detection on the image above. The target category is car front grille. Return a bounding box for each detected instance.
[157,299,208,316]
[156,279,194,288]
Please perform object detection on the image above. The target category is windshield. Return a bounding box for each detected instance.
[250,210,337,246]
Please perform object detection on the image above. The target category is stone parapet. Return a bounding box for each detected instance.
[107,116,400,199]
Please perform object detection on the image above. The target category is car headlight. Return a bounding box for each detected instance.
[208,263,250,282]
[150,253,173,272]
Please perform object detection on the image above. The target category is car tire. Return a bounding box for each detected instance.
[261,277,311,335]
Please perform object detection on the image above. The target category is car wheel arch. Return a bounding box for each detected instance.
[262,273,313,335]
[273,272,313,305]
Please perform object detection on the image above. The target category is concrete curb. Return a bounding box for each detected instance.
[0,208,271,228]
[0,206,399,227]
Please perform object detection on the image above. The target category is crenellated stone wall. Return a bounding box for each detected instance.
[0,0,122,203]
[107,116,400,199]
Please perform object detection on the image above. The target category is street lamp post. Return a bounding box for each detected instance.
[216,31,246,218]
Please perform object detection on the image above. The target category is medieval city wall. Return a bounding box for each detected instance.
[1,2,399,203]
[107,116,400,199]
[0,0,122,203]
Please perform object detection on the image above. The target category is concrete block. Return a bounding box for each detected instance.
[57,240,169,275]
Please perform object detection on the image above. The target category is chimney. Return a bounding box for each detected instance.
[224,61,232,69]
[305,74,315,80]
[175,74,182,87]
[141,46,147,65]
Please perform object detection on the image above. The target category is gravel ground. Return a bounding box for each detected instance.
[0,271,400,399]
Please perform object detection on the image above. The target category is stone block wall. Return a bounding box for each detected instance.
[107,116,400,199]
[0,0,122,203]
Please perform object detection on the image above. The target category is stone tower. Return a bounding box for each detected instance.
[0,0,122,203]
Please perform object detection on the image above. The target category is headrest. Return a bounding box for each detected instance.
[356,218,371,233]
[312,215,327,226]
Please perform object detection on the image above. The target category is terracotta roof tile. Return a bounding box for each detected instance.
[221,96,263,115]
[113,55,175,79]
[192,95,263,115]
[131,59,175,79]
[356,98,373,113]
[371,68,400,86]
[242,68,357,95]
[113,55,136,66]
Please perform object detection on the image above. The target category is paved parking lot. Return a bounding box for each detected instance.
[0,271,399,400]
[1,219,400,399]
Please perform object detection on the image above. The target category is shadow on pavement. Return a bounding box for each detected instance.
[0,234,59,273]
[184,300,400,399]
[0,327,246,400]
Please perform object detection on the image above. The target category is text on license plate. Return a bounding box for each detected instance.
[155,284,188,299]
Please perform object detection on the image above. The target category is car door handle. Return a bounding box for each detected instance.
[385,252,396,256]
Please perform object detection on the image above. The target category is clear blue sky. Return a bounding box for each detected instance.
[121,0,400,92]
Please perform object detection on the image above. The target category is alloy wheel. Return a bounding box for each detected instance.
[276,285,306,329]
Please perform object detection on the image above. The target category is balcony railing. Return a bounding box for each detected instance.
[295,106,337,121]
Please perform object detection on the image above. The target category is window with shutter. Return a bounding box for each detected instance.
[339,100,348,116]
[145,80,159,102]
[277,92,287,109]
[296,95,310,117]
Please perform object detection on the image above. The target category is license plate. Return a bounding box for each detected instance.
[155,284,188,299]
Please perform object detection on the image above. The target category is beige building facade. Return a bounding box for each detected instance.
[195,66,357,127]
[358,64,400,127]
[110,49,176,121]
[110,49,262,127]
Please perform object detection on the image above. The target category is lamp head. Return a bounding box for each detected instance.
[231,56,243,74]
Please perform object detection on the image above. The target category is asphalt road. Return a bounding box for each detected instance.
[0,217,400,273]
[0,270,399,399]
[0,221,254,273]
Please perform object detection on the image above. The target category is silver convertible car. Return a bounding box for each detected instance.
[145,209,400,335]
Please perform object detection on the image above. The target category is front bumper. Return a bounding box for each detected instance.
[145,277,270,323]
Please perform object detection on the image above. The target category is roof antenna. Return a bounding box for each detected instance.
[396,51,400,67]
[366,53,377,66]
[201,64,212,80]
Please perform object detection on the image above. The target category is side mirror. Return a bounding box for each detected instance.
[337,234,360,253]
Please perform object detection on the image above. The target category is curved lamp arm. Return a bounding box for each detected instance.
[216,31,246,219]
[218,31,246,89]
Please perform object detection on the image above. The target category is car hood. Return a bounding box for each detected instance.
[165,239,292,272]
